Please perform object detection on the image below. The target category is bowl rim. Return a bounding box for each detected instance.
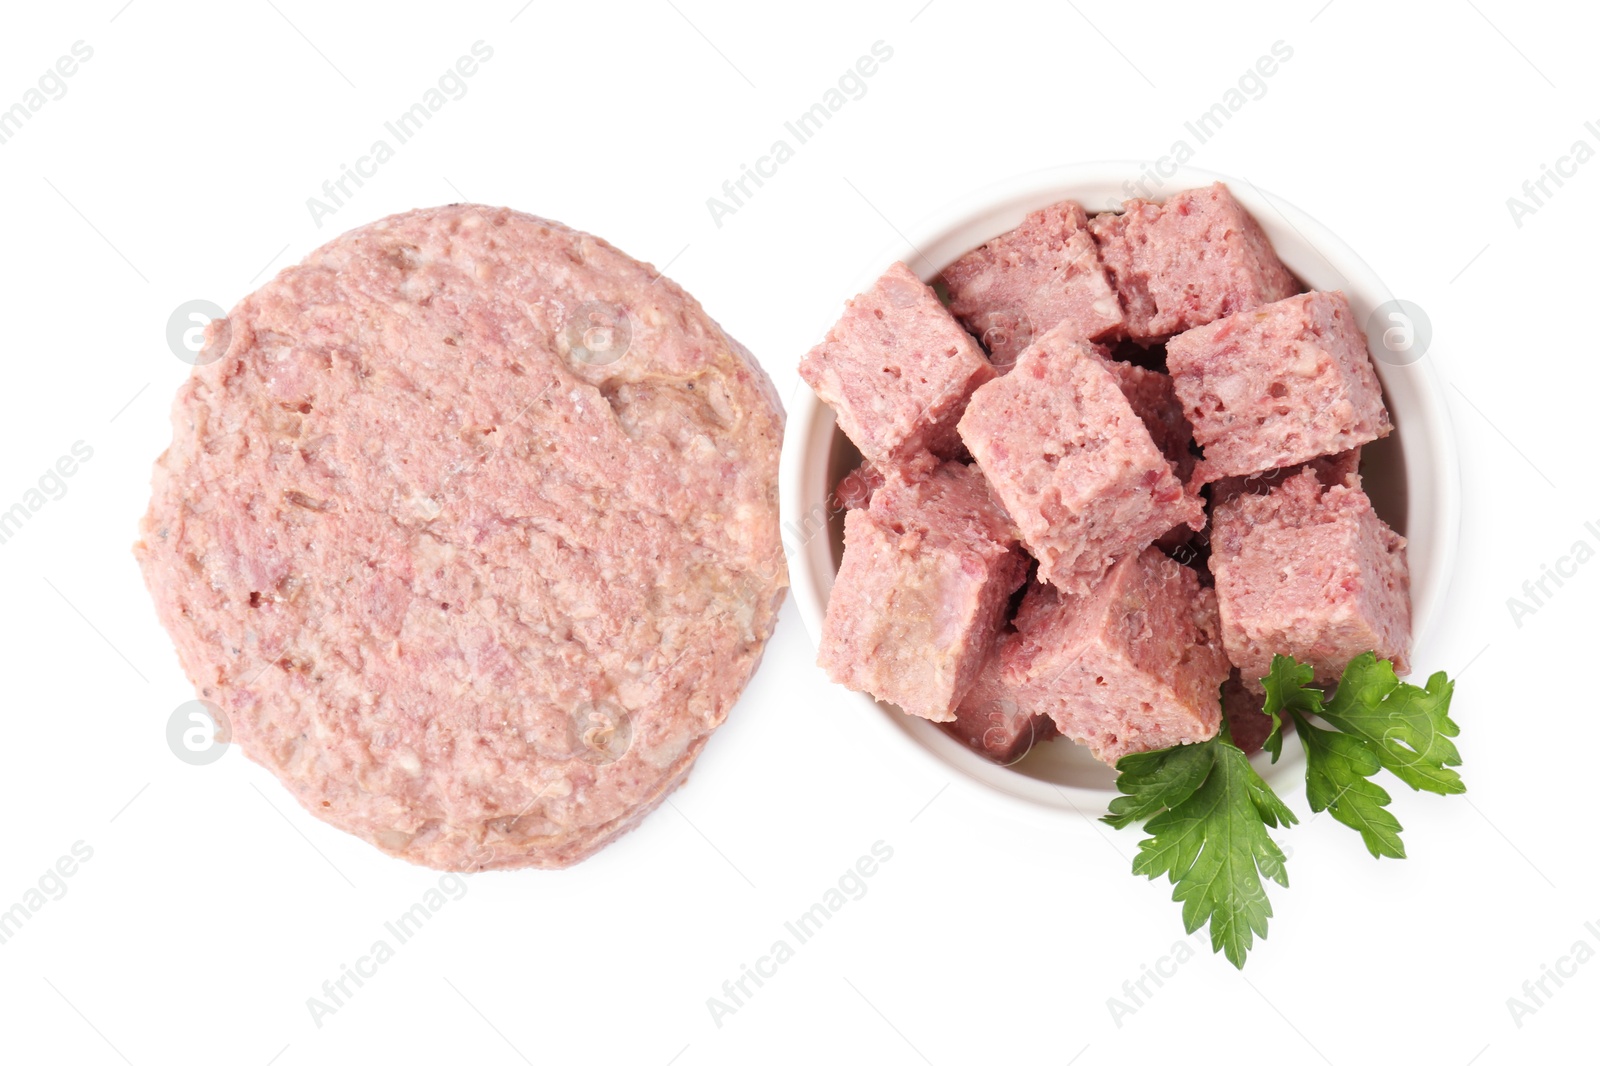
[779,160,1463,818]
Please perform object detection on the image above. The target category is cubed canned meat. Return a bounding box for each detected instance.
[999,548,1230,764]
[1090,183,1299,342]
[1169,291,1391,481]
[1164,512,1212,583]
[1090,350,1197,484]
[1208,446,1361,506]
[942,645,1059,764]
[870,458,1019,547]
[1221,670,1273,756]
[817,462,1027,722]
[957,332,1203,595]
[833,460,884,511]
[1084,349,1199,549]
[1210,468,1410,691]
[939,200,1124,371]
[800,261,996,470]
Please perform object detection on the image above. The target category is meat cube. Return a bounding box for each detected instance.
[800,262,997,470]
[1221,670,1273,756]
[832,460,884,511]
[1084,349,1199,548]
[1090,183,1299,341]
[1164,512,1212,582]
[869,458,1018,547]
[1091,352,1197,484]
[1210,468,1410,691]
[1208,447,1361,506]
[939,200,1124,371]
[1000,549,1230,764]
[1168,291,1391,481]
[941,647,1058,764]
[817,462,1027,722]
[991,325,1195,479]
[957,332,1203,595]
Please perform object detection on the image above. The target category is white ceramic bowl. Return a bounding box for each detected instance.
[780,162,1461,814]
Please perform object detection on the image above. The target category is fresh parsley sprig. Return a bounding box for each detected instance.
[1263,653,1463,858]
[1105,723,1296,968]
[1102,652,1464,967]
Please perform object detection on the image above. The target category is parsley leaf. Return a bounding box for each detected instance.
[1318,654,1464,796]
[1291,713,1405,859]
[1104,728,1297,969]
[1108,653,1465,965]
[1259,655,1322,762]
[1102,741,1214,829]
[1258,652,1462,857]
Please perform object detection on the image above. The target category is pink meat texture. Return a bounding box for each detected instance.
[1209,468,1411,691]
[1088,347,1198,484]
[1000,549,1230,764]
[939,200,1124,370]
[1208,446,1362,506]
[799,261,996,471]
[833,460,884,512]
[817,463,1027,722]
[1090,182,1299,341]
[1168,291,1391,481]
[958,330,1203,595]
[804,183,1411,768]
[136,205,787,871]
[1221,670,1273,756]
[943,647,1059,764]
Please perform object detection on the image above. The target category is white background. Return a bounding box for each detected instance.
[0,1,1594,1063]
